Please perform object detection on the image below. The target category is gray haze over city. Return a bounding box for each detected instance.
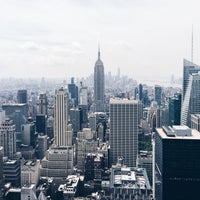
[0,0,200,80]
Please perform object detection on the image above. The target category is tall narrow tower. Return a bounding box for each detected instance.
[155,85,162,106]
[38,93,48,115]
[94,46,105,112]
[54,88,68,146]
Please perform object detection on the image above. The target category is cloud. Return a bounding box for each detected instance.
[110,40,132,51]
[19,41,46,51]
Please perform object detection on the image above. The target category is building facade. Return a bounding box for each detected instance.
[40,146,73,183]
[94,47,105,112]
[21,160,40,187]
[69,108,81,133]
[155,126,200,200]
[191,114,200,131]
[3,159,21,187]
[17,90,27,104]
[154,85,162,106]
[38,93,48,115]
[181,71,200,126]
[169,93,181,126]
[54,88,68,146]
[109,98,138,167]
[0,119,16,159]
[68,77,79,107]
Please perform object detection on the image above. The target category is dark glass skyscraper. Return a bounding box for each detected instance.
[94,47,105,112]
[155,126,200,200]
[68,77,78,107]
[36,114,47,135]
[139,83,143,101]
[154,85,162,106]
[17,90,27,104]
[169,93,181,126]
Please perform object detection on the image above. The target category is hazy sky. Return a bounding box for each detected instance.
[0,0,200,79]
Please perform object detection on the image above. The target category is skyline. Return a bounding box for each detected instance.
[0,0,200,79]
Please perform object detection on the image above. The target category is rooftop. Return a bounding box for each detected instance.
[23,160,39,166]
[110,98,138,104]
[111,166,151,190]
[157,126,200,140]
[58,175,79,194]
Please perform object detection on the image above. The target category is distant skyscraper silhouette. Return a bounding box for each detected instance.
[68,77,78,107]
[38,93,48,115]
[154,85,162,106]
[139,83,143,101]
[181,59,200,126]
[94,46,105,112]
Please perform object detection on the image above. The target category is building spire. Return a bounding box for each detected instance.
[191,24,194,63]
[98,43,100,60]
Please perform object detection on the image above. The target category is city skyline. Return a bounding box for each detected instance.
[0,0,200,79]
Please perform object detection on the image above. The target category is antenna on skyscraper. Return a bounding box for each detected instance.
[98,42,100,60]
[191,24,194,63]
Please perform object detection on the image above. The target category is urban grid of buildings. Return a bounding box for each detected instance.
[0,47,199,200]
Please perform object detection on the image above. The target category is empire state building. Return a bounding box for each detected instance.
[94,47,105,112]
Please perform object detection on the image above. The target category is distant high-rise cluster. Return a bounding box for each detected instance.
[4,46,200,199]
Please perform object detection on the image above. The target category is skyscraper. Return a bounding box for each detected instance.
[38,93,48,115]
[94,46,105,112]
[191,114,200,131]
[109,98,138,167]
[17,89,27,104]
[169,93,181,126]
[0,119,16,159]
[2,103,28,132]
[139,83,143,101]
[182,59,200,101]
[69,108,81,133]
[79,85,88,106]
[0,147,3,199]
[154,126,200,200]
[181,66,200,126]
[36,114,47,135]
[54,88,68,146]
[68,77,78,107]
[154,85,162,106]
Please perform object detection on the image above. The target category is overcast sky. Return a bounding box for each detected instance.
[0,0,200,79]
